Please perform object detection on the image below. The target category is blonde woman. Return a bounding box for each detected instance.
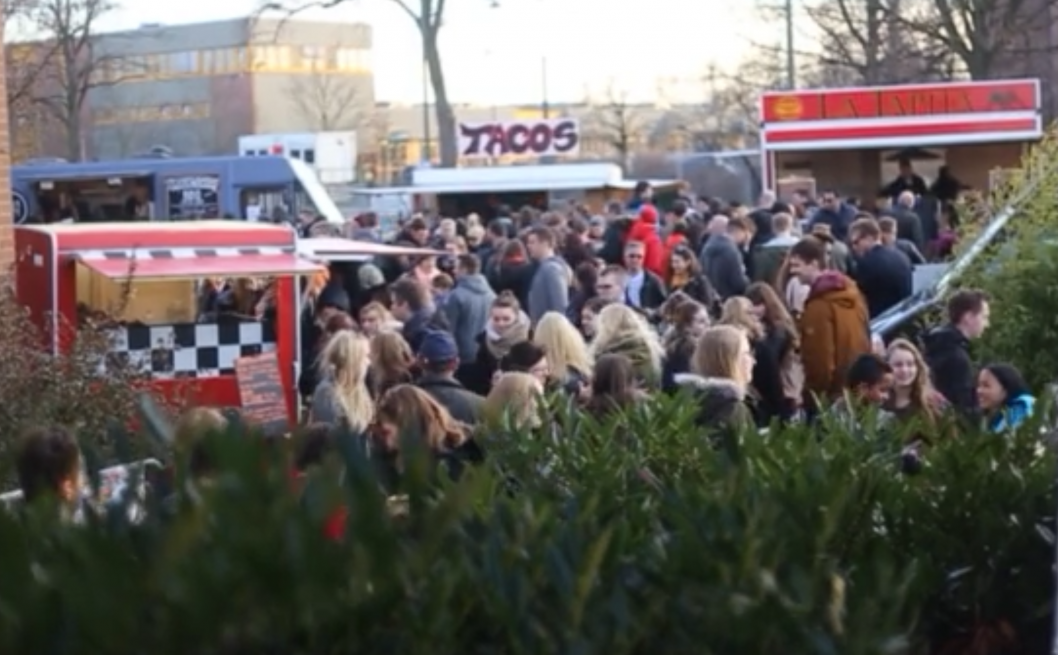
[533,311,592,395]
[673,324,758,436]
[720,296,784,423]
[588,303,665,386]
[482,372,545,435]
[310,331,374,433]
[358,301,400,338]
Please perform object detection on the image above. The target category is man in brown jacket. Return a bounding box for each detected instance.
[787,237,871,410]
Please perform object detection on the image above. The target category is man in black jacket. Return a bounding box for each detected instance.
[923,289,990,415]
[848,217,912,318]
[415,330,485,426]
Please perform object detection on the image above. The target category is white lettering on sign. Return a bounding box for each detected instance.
[457,119,580,158]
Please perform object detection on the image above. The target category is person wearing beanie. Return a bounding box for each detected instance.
[415,330,485,425]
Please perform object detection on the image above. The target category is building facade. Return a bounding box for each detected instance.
[86,17,374,159]
[0,18,14,271]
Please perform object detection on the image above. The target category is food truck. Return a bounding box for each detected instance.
[11,155,344,224]
[14,221,321,422]
[13,221,444,424]
[352,163,680,219]
[758,78,1043,201]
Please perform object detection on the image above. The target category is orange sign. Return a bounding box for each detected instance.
[762,80,1038,123]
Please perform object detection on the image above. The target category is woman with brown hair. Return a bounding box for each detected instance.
[371,385,483,490]
[719,296,783,424]
[368,332,415,398]
[465,291,531,395]
[746,282,802,421]
[666,244,721,317]
[584,354,647,419]
[661,300,710,393]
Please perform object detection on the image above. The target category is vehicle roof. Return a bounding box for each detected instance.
[13,156,298,181]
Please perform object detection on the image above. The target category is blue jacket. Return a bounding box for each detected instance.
[989,394,1036,433]
[443,274,496,362]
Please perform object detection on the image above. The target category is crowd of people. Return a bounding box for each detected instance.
[11,179,1042,521]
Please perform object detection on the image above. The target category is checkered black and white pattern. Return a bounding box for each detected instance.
[75,246,296,260]
[105,321,277,378]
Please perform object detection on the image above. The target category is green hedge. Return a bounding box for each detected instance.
[1,397,1054,654]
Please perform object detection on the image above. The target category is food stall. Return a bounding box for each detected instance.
[352,163,680,219]
[13,221,323,420]
[759,79,1042,200]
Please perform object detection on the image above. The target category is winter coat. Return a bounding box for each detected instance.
[922,324,976,415]
[625,207,666,277]
[799,271,871,403]
[443,274,496,362]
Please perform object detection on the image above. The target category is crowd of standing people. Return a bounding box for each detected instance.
[10,178,1042,519]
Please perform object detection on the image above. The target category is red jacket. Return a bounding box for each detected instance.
[625,205,665,277]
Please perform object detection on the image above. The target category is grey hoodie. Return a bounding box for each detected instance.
[527,255,569,324]
[443,274,496,361]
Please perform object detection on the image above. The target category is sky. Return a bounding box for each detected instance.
[80,0,765,105]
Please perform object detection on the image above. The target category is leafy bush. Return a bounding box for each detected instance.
[0,289,165,486]
[958,132,1058,390]
[0,396,1053,654]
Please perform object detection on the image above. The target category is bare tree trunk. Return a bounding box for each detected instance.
[424,30,456,167]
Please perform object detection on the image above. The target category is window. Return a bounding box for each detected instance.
[200,49,215,74]
[290,149,301,159]
[165,51,196,74]
[302,149,315,164]
[299,45,326,70]
[335,48,361,71]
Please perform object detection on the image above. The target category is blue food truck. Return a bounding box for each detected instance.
[10,155,344,225]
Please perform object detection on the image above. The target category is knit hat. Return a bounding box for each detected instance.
[417,330,458,364]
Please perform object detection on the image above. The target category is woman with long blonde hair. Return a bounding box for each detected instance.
[674,324,758,437]
[588,303,665,386]
[886,338,949,438]
[310,331,374,433]
[483,372,545,433]
[532,312,592,394]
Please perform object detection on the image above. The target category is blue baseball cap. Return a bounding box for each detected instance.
[417,330,458,363]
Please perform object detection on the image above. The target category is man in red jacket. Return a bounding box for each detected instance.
[625,204,665,277]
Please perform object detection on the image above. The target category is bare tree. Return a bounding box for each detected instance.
[24,0,140,160]
[802,0,956,85]
[582,83,648,172]
[286,70,364,131]
[259,0,459,166]
[886,0,1052,80]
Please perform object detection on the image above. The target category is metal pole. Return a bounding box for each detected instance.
[785,0,796,88]
[541,55,550,118]
[422,56,431,163]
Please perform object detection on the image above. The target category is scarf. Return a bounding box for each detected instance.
[485,311,531,359]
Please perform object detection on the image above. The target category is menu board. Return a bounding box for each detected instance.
[234,352,290,437]
[165,175,220,219]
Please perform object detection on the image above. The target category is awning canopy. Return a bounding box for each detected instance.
[299,237,446,261]
[76,253,324,280]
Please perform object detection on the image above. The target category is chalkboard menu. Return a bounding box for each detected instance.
[165,175,220,219]
[234,352,290,437]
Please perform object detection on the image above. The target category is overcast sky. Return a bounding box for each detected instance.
[69,0,770,104]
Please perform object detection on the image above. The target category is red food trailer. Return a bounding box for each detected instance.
[759,78,1043,201]
[14,221,321,420]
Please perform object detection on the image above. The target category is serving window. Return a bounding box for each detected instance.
[73,260,290,378]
